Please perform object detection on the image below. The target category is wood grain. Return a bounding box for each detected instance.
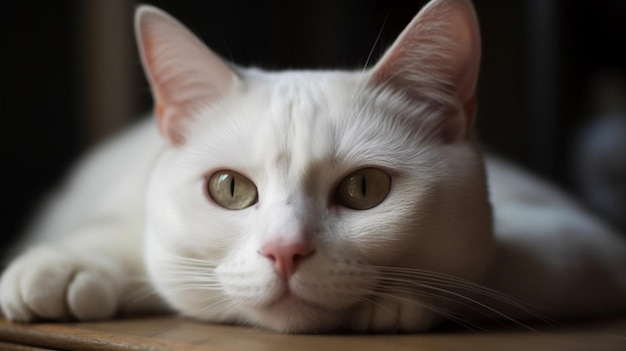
[1,317,626,351]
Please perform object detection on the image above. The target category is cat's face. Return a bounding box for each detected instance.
[138,0,493,333]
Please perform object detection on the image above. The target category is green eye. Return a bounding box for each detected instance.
[207,170,258,210]
[335,168,391,210]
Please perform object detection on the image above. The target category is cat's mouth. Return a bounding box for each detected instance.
[266,290,325,312]
[269,291,310,308]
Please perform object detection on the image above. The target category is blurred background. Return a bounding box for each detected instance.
[2,0,626,255]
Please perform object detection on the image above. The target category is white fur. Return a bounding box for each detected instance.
[141,69,492,332]
[2,0,626,333]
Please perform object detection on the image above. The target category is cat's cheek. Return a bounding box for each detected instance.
[288,258,377,310]
[215,260,284,308]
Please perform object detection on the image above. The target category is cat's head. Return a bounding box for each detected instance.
[137,0,493,333]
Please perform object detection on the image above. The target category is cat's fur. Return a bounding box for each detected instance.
[2,0,626,333]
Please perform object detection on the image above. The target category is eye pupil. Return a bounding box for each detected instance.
[361,176,367,197]
[336,168,391,210]
[230,177,236,197]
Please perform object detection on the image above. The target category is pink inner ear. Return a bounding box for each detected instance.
[135,6,238,146]
[371,0,481,112]
[155,103,184,145]
[440,1,481,105]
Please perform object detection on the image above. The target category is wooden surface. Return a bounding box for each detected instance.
[1,316,626,351]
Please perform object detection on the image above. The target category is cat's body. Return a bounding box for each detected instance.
[2,0,626,333]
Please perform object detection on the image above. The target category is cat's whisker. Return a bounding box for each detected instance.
[347,17,389,118]
[343,283,485,331]
[155,269,219,279]
[369,290,486,332]
[355,294,389,313]
[374,267,523,302]
[156,255,220,276]
[150,283,224,297]
[161,259,216,267]
[150,277,222,287]
[376,282,526,332]
[372,266,558,327]
[361,12,389,74]
[386,272,522,305]
[354,266,536,328]
[192,296,236,319]
[117,275,162,306]
[380,281,491,318]
[122,286,162,307]
[154,281,222,288]
[158,256,218,267]
[157,264,217,272]
[376,275,539,331]
[153,271,219,278]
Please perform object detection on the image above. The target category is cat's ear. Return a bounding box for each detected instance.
[135,6,239,145]
[370,0,480,133]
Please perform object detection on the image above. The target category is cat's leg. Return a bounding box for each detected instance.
[484,204,626,320]
[0,219,160,322]
[349,292,439,333]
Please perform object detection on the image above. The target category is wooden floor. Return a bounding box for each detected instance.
[0,316,625,351]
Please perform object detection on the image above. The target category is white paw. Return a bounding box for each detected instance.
[0,246,118,322]
[350,293,438,333]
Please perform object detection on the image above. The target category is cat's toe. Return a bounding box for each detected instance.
[19,257,75,319]
[67,270,117,320]
[0,246,118,322]
[0,265,36,322]
[350,302,374,332]
[370,297,402,332]
[350,298,400,332]
[349,294,437,333]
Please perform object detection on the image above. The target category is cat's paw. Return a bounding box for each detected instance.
[0,246,118,322]
[349,293,438,333]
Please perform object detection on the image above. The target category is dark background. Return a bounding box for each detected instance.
[2,0,626,254]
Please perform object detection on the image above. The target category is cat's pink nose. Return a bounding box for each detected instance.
[260,239,315,281]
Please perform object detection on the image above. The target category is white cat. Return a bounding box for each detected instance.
[1,0,625,333]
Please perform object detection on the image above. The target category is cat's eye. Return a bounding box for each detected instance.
[207,171,258,210]
[335,168,391,210]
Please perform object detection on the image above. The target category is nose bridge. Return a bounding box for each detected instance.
[259,193,317,280]
[259,140,322,240]
[263,193,311,240]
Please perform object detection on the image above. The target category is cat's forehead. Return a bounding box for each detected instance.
[246,72,361,180]
[184,69,425,183]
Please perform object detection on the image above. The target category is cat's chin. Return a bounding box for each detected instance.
[247,292,345,333]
